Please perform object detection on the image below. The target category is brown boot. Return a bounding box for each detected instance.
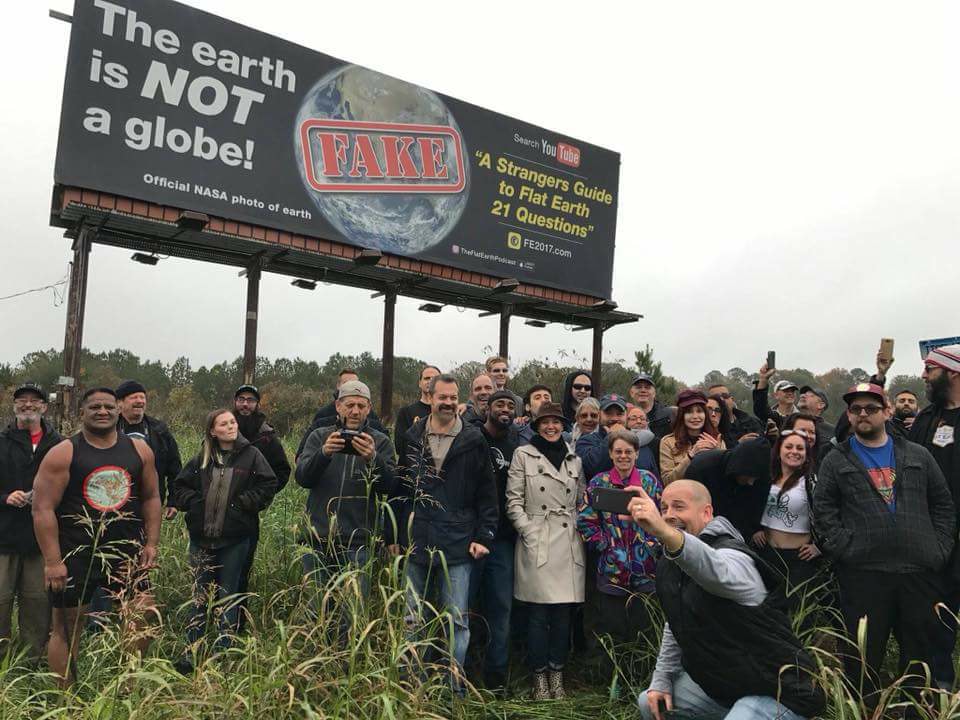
[532,671,550,700]
[548,669,565,699]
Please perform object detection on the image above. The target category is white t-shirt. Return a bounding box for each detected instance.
[761,479,811,533]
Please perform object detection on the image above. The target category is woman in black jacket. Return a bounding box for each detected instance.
[172,409,277,664]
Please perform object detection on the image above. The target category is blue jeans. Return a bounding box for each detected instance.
[302,546,370,645]
[405,559,472,687]
[637,671,807,720]
[186,539,250,649]
[468,538,514,676]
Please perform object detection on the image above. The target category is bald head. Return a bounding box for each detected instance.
[662,479,714,535]
[471,373,495,412]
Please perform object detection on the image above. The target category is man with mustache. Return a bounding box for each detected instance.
[469,389,519,691]
[630,479,824,720]
[396,373,498,695]
[815,382,954,703]
[0,383,62,661]
[909,344,960,690]
[115,380,181,520]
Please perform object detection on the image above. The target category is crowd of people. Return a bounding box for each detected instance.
[0,344,958,719]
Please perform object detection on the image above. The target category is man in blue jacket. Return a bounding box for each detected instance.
[577,393,658,480]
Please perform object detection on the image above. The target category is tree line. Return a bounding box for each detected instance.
[0,346,925,437]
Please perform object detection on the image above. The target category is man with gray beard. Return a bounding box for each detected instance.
[0,383,61,660]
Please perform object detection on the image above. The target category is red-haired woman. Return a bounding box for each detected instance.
[659,390,725,484]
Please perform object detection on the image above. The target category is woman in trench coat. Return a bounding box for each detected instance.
[506,402,586,700]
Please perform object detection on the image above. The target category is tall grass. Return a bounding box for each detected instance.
[0,432,957,719]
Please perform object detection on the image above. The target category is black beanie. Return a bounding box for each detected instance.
[115,380,147,399]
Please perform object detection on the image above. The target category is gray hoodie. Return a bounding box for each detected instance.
[648,516,767,694]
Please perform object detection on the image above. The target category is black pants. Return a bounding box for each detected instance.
[758,545,827,631]
[837,568,945,699]
[527,603,572,672]
[593,589,656,681]
[929,582,960,687]
[235,522,259,630]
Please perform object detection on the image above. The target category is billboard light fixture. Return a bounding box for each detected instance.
[130,252,159,266]
[291,278,317,290]
[524,319,548,328]
[418,303,444,313]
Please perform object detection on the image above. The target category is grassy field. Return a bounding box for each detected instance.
[0,433,958,719]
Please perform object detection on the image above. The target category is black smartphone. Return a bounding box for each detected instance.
[657,697,668,716]
[592,487,633,514]
[766,350,776,371]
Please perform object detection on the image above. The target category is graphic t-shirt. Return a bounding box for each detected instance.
[29,429,42,451]
[930,407,958,487]
[119,419,149,443]
[851,435,896,511]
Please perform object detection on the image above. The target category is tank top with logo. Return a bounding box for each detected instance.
[59,433,144,553]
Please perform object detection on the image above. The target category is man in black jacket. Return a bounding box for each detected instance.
[0,382,61,660]
[815,382,955,701]
[628,373,674,439]
[296,369,387,458]
[233,384,292,628]
[753,364,797,429]
[115,380,182,516]
[396,373,498,692]
[682,438,771,543]
[708,383,763,447]
[909,344,960,689]
[394,365,440,464]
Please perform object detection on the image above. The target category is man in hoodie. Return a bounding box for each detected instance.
[681,438,772,543]
[631,480,824,720]
[296,380,396,637]
[0,382,61,660]
[233,384,291,629]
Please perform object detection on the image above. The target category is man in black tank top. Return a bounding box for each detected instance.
[33,387,162,686]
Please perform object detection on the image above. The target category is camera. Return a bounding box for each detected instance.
[339,428,362,455]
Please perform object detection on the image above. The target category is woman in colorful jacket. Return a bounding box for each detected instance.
[577,429,662,678]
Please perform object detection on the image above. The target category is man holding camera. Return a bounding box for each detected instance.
[295,380,396,630]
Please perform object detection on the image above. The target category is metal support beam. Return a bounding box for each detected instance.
[499,305,512,359]
[591,321,604,396]
[380,290,397,423]
[61,227,92,418]
[242,264,261,384]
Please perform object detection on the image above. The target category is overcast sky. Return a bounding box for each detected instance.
[2,1,957,386]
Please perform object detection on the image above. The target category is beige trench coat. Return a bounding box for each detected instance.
[505,443,586,604]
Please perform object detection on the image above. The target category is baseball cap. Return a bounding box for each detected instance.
[599,393,628,411]
[842,383,885,405]
[773,380,798,393]
[799,385,829,411]
[631,373,655,386]
[337,380,371,401]
[13,382,46,400]
[235,384,260,400]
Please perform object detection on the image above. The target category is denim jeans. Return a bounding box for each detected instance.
[637,671,807,720]
[186,539,251,649]
[468,538,514,676]
[526,602,572,672]
[302,545,370,645]
[405,559,472,688]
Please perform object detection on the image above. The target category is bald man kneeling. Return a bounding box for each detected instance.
[629,480,824,720]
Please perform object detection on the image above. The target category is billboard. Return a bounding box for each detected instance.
[919,336,960,359]
[54,0,621,298]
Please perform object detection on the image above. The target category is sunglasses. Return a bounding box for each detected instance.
[848,404,884,416]
[572,383,592,391]
[780,429,809,439]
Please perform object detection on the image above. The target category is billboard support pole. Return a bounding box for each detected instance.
[499,305,512,359]
[380,289,397,422]
[62,226,92,419]
[242,263,261,385]
[591,321,604,396]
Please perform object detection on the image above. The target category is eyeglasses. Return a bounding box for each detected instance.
[717,393,731,399]
[235,397,258,405]
[572,383,592,391]
[848,404,884,416]
[780,429,809,439]
[13,398,43,406]
[707,407,722,415]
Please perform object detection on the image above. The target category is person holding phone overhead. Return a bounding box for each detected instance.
[507,402,586,700]
[659,390,725,485]
[577,429,662,682]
